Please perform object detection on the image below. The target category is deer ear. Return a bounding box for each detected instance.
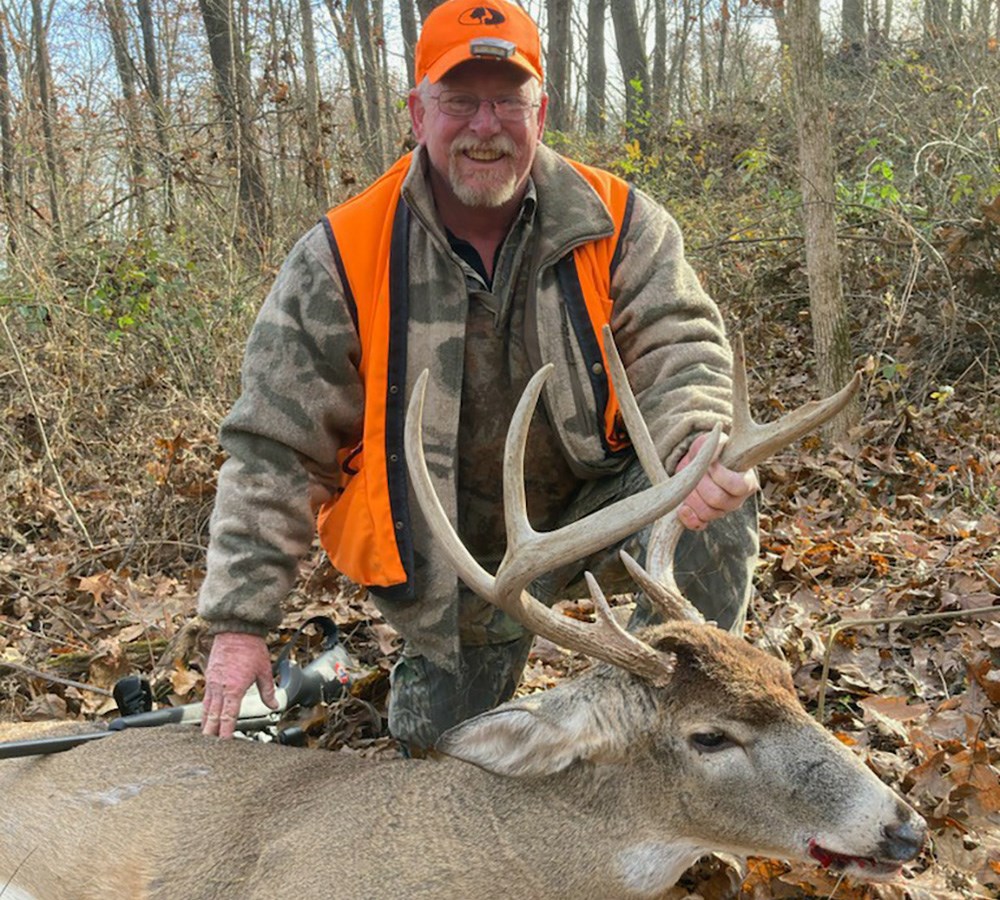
[435,679,637,777]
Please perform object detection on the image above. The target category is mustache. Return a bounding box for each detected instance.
[450,135,519,158]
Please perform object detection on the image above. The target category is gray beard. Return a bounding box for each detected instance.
[447,144,520,208]
[448,167,519,208]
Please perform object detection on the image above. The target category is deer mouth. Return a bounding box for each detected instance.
[808,840,903,879]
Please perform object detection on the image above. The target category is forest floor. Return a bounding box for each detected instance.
[3,339,998,899]
[2,243,999,898]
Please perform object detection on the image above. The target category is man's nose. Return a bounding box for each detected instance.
[468,99,503,132]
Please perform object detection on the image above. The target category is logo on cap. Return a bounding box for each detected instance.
[458,7,506,26]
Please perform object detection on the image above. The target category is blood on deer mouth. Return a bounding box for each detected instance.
[808,839,902,878]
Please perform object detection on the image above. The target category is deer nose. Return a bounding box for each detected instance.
[881,816,926,861]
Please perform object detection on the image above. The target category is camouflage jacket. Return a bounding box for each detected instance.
[197,144,733,670]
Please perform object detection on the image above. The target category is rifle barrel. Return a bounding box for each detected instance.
[0,730,112,759]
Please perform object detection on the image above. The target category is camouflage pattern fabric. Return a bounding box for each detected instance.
[389,635,534,755]
[198,144,739,675]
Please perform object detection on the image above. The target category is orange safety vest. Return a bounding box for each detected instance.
[318,152,633,597]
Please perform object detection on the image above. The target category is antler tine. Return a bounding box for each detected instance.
[618,550,704,624]
[404,370,494,599]
[721,334,862,472]
[600,326,862,632]
[493,366,721,600]
[599,325,691,612]
[602,326,667,487]
[404,366,720,686]
[584,571,675,676]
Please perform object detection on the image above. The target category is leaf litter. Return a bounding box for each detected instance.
[2,329,999,898]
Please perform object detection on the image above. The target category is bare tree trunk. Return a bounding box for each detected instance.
[352,0,386,170]
[950,0,963,30]
[415,0,437,22]
[197,0,272,251]
[0,11,16,253]
[609,0,648,140]
[585,0,606,133]
[842,0,865,50]
[103,0,147,228]
[651,0,666,115]
[785,0,859,440]
[698,0,710,107]
[925,0,949,41]
[263,0,288,174]
[883,0,894,40]
[299,0,329,208]
[546,0,571,131]
[974,0,991,31]
[30,0,62,240]
[668,0,695,117]
[399,0,418,86]
[136,0,175,225]
[324,0,370,166]
[373,0,395,160]
[716,0,730,102]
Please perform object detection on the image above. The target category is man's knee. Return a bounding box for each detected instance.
[387,636,533,753]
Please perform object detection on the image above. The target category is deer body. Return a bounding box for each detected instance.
[2,336,926,897]
[1,622,923,900]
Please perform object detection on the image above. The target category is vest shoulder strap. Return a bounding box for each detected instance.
[323,152,413,357]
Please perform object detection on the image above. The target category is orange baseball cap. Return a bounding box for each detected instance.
[414,1,543,85]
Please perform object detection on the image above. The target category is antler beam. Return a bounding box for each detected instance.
[404,366,720,685]
[601,325,862,622]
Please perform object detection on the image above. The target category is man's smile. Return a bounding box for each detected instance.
[463,148,506,162]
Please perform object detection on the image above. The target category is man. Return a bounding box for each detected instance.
[198,0,758,751]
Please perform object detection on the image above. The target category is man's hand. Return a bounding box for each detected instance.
[674,432,759,531]
[201,632,278,739]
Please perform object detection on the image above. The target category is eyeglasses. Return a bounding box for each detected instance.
[431,90,539,122]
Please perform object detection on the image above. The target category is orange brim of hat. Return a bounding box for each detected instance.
[423,43,542,84]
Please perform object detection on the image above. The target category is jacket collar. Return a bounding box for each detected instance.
[400,143,616,262]
[529,144,616,266]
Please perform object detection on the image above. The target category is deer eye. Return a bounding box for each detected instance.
[689,730,735,753]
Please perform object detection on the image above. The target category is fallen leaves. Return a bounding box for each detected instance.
[2,312,1000,898]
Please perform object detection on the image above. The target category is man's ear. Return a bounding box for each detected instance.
[535,91,548,137]
[409,89,426,142]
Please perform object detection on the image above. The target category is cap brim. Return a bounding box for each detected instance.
[424,45,542,84]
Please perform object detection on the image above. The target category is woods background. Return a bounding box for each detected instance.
[1,2,999,897]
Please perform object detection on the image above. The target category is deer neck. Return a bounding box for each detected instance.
[461,760,706,898]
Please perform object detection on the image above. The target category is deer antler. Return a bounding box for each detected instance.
[404,366,721,685]
[601,325,862,623]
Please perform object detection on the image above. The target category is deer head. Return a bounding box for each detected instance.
[404,332,925,889]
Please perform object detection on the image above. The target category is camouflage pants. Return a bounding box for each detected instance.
[388,456,759,752]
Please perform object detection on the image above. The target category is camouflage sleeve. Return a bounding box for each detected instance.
[609,187,734,474]
[197,225,363,635]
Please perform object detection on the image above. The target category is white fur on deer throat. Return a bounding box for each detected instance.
[0,882,39,900]
[615,839,704,897]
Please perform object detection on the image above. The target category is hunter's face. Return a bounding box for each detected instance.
[410,60,546,211]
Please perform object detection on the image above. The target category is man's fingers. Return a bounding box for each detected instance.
[201,686,221,737]
[218,692,243,740]
[709,461,758,498]
[679,467,759,531]
[201,632,275,738]
[677,504,703,531]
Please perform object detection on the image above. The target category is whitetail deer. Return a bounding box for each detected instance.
[0,335,925,900]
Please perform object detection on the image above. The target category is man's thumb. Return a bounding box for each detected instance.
[257,669,279,709]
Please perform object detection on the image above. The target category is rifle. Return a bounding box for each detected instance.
[0,616,355,759]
